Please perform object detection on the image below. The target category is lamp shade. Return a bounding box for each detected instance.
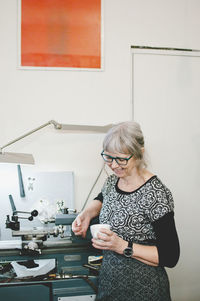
[0,152,35,164]
[60,124,113,132]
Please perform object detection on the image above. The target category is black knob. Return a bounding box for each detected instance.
[31,210,38,217]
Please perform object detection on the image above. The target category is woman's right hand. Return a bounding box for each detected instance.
[72,199,102,238]
[72,212,91,238]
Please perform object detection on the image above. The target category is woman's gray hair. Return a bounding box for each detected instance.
[103,121,147,169]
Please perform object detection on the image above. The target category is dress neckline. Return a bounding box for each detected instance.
[115,175,157,195]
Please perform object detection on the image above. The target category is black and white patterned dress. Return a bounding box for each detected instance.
[96,174,174,301]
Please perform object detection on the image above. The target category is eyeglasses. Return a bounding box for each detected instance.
[101,151,133,166]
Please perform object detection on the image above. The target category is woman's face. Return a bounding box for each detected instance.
[103,151,136,178]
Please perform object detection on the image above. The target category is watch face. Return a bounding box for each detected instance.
[123,247,132,257]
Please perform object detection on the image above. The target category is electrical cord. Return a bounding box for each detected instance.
[81,163,109,211]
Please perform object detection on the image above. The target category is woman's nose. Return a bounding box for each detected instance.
[111,159,119,168]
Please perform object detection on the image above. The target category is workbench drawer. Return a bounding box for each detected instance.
[0,283,50,301]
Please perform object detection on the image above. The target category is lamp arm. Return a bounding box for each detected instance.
[0,120,60,153]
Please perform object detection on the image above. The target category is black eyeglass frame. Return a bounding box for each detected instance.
[101,151,133,166]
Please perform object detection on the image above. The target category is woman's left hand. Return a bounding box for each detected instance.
[91,228,127,255]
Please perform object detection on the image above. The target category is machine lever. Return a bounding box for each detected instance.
[8,194,17,213]
[13,210,38,217]
[6,195,38,230]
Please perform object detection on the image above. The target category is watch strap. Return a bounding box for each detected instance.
[128,240,133,248]
[123,239,134,257]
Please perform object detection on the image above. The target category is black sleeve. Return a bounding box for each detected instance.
[94,192,103,203]
[152,211,180,268]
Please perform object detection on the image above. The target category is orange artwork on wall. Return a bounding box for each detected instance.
[21,0,102,69]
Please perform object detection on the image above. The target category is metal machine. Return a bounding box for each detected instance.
[0,197,101,301]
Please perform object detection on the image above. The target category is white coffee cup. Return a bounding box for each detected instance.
[90,224,111,241]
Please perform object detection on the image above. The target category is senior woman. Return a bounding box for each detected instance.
[72,121,180,301]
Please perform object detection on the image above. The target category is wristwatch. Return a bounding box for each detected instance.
[123,240,133,258]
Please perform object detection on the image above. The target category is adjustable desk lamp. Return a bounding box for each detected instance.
[0,120,112,164]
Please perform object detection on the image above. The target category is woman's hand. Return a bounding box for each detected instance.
[72,213,91,238]
[91,228,127,255]
[91,228,159,266]
[72,199,102,238]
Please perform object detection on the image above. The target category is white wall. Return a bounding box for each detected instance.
[1,1,200,300]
